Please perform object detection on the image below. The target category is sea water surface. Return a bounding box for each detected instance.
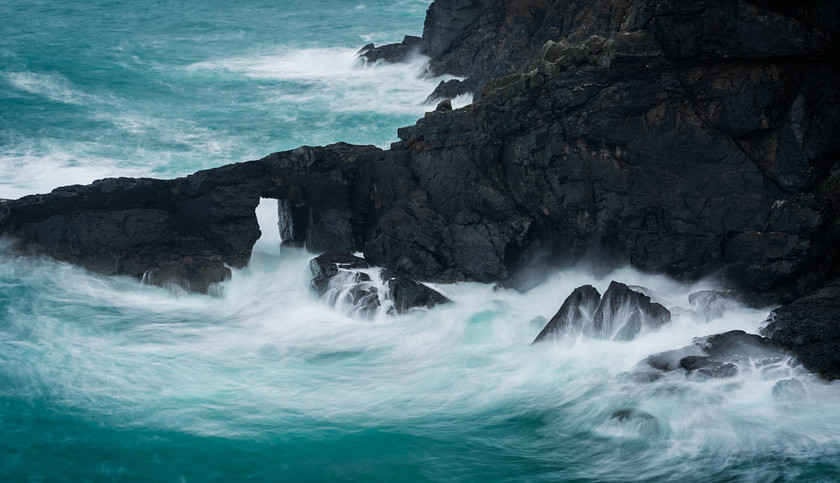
[2,1,840,481]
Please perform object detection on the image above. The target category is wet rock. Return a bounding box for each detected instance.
[638,330,789,378]
[617,369,664,384]
[381,269,450,314]
[2,0,840,304]
[772,378,806,402]
[689,290,741,322]
[589,282,671,340]
[609,408,660,437]
[359,35,421,64]
[762,281,840,380]
[533,285,601,343]
[435,98,452,112]
[680,356,739,379]
[309,252,369,295]
[425,79,468,104]
[643,345,706,372]
[699,330,787,364]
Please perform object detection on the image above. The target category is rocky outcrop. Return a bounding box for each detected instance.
[307,253,450,315]
[533,284,601,342]
[359,35,422,64]
[637,330,789,380]
[380,269,451,314]
[0,0,838,310]
[533,282,670,342]
[375,0,840,302]
[762,280,840,380]
[0,143,383,293]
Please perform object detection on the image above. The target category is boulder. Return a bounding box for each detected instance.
[533,285,600,343]
[359,35,422,64]
[636,330,789,379]
[381,269,450,314]
[588,282,671,340]
[309,251,370,295]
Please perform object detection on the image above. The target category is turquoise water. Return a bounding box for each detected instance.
[3,1,840,481]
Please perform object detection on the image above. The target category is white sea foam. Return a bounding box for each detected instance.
[188,47,472,116]
[1,71,91,105]
[1,203,838,472]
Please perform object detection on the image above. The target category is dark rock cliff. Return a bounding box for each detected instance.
[1,0,838,311]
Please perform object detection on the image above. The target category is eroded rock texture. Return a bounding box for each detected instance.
[0,0,837,306]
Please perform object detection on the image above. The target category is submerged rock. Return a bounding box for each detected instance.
[689,290,741,322]
[772,379,806,402]
[762,281,840,380]
[533,285,600,343]
[638,330,789,380]
[609,408,660,437]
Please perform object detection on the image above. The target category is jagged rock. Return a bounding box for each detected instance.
[309,252,369,295]
[589,282,671,340]
[609,408,661,437]
[1,0,839,305]
[357,43,375,55]
[534,282,669,342]
[762,281,840,380]
[359,35,421,64]
[689,290,741,322]
[533,285,600,343]
[425,79,468,104]
[309,252,380,316]
[435,98,452,112]
[381,269,450,314]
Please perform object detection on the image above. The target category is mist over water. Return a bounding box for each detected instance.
[2,0,840,481]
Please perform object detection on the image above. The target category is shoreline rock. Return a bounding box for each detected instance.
[0,0,837,314]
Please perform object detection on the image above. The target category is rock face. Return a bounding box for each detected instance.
[0,143,383,293]
[762,281,840,380]
[533,284,601,342]
[590,282,671,340]
[533,282,670,342]
[0,0,838,308]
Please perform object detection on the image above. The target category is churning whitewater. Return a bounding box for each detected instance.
[2,0,840,481]
[2,200,839,480]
